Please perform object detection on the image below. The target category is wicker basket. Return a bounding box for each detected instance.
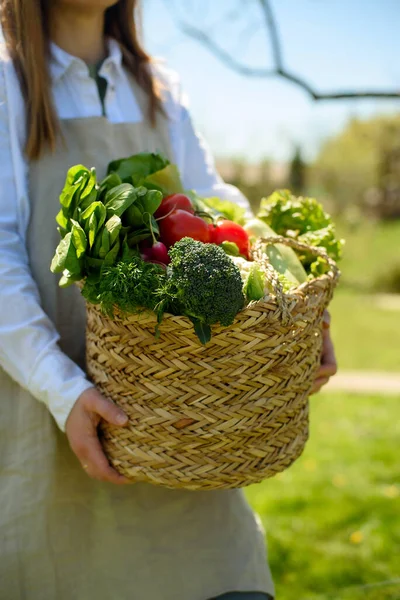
[85,237,340,490]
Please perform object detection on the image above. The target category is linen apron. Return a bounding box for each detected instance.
[0,75,274,600]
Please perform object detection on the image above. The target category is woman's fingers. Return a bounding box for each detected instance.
[83,388,128,427]
[77,428,129,485]
[311,317,338,394]
[311,376,330,394]
[65,387,130,484]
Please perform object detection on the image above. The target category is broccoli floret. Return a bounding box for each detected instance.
[163,237,245,343]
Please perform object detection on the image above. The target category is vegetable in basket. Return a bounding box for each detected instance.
[257,189,344,274]
[158,237,245,344]
[51,152,342,346]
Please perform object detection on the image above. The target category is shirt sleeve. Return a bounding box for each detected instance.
[0,57,93,432]
[159,63,253,217]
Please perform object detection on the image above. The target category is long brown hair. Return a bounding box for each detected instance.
[0,0,161,160]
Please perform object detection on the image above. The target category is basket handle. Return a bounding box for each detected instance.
[254,235,340,280]
[250,235,339,325]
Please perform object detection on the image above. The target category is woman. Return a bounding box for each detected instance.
[0,1,337,599]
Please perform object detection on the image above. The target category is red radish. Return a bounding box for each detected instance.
[141,242,170,265]
[141,247,154,261]
[150,241,170,264]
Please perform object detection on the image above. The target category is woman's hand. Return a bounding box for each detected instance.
[65,387,130,484]
[311,311,338,394]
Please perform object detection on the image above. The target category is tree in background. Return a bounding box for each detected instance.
[311,115,400,219]
[289,146,306,195]
[167,0,400,102]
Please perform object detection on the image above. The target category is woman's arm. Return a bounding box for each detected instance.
[0,54,130,483]
[0,56,93,431]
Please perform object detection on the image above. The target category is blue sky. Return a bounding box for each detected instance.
[143,0,400,161]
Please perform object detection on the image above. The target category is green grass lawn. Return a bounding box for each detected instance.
[313,218,400,372]
[336,219,400,293]
[245,391,400,600]
[329,289,400,372]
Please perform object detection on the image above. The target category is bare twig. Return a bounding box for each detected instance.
[170,0,400,101]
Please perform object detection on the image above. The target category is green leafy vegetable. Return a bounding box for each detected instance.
[50,232,81,275]
[220,241,240,256]
[258,190,331,235]
[107,152,170,186]
[200,196,246,225]
[82,257,165,318]
[298,224,343,265]
[105,215,122,247]
[143,164,184,195]
[160,238,245,343]
[136,189,163,216]
[59,165,91,210]
[70,220,87,258]
[257,189,343,275]
[104,184,137,218]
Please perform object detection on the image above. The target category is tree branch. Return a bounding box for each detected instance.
[171,0,400,101]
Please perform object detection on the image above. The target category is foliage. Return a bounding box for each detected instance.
[288,146,306,195]
[246,391,400,600]
[374,264,400,294]
[50,156,175,286]
[257,190,344,274]
[311,114,400,218]
[81,258,166,318]
[200,196,246,225]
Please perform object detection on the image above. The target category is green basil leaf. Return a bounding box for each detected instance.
[137,189,163,216]
[92,226,103,257]
[104,184,137,217]
[51,232,82,275]
[107,152,169,185]
[98,172,122,199]
[103,238,120,267]
[127,229,152,245]
[85,256,104,270]
[88,213,98,248]
[124,203,144,228]
[59,165,90,209]
[105,215,122,247]
[81,200,106,222]
[98,227,111,259]
[59,270,82,288]
[79,187,98,212]
[79,167,97,201]
[56,208,69,230]
[81,202,107,246]
[70,219,88,258]
[57,226,68,240]
[51,233,73,273]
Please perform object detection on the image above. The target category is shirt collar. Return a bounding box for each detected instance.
[49,38,123,82]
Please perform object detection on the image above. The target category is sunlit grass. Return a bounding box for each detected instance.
[329,288,400,372]
[245,392,400,600]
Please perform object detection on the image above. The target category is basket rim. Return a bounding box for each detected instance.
[83,264,339,328]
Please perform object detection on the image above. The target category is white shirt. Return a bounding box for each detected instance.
[0,35,251,431]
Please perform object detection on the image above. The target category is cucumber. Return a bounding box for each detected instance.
[244,218,308,285]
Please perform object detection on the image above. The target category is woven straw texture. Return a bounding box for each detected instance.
[85,237,340,490]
